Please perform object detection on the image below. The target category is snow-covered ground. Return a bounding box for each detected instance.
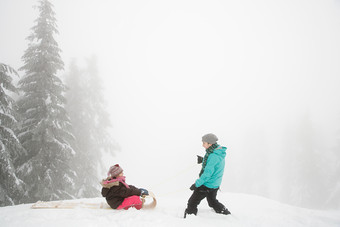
[1,192,339,227]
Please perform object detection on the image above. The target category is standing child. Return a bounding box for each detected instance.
[101,164,149,210]
[184,133,231,218]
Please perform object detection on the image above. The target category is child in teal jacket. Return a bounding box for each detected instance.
[184,133,231,218]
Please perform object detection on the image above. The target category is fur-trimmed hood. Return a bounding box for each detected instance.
[101,179,119,188]
[100,176,130,189]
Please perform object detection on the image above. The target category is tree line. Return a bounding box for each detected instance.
[0,0,115,206]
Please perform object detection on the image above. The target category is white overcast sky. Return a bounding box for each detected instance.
[1,0,340,187]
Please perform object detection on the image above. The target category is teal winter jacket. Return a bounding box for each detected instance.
[195,145,227,189]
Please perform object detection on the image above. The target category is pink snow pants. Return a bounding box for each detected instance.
[117,196,143,210]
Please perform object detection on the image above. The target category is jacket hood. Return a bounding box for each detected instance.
[101,179,120,188]
[213,146,227,158]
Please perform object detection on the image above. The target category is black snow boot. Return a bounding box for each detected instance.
[184,209,187,218]
[184,209,197,218]
[220,208,231,215]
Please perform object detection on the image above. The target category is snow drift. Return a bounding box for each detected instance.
[0,192,339,227]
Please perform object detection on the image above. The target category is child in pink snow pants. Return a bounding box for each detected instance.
[101,164,149,210]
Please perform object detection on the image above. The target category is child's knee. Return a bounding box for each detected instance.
[117,195,143,210]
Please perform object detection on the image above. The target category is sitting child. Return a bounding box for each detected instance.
[101,164,149,210]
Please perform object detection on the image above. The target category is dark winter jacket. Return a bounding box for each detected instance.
[101,180,142,209]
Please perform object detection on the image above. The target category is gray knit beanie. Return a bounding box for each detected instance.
[202,133,218,144]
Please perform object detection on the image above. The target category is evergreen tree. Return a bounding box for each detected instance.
[84,56,116,156]
[281,114,325,209]
[65,57,116,198]
[0,63,25,206]
[65,60,98,197]
[324,123,340,209]
[16,0,76,202]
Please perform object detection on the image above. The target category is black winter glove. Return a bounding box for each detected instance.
[140,188,149,196]
[197,155,203,164]
[190,184,197,191]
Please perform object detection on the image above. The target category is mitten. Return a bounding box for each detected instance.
[197,155,203,164]
[140,188,149,196]
[190,183,197,191]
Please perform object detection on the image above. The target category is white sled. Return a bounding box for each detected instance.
[31,200,111,209]
[31,192,157,210]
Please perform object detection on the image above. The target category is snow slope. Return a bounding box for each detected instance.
[1,192,339,227]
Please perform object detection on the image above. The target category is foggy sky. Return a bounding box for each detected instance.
[1,0,340,206]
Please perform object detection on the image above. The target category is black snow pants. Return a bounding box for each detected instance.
[186,185,227,215]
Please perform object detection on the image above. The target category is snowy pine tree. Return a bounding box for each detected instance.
[0,63,25,206]
[281,114,325,209]
[324,124,340,209]
[65,57,116,198]
[83,56,116,156]
[16,0,76,202]
[65,60,98,197]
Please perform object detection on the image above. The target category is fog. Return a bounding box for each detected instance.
[1,0,340,209]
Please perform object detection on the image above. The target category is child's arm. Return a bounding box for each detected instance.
[129,185,149,196]
[118,186,142,197]
[128,185,138,190]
